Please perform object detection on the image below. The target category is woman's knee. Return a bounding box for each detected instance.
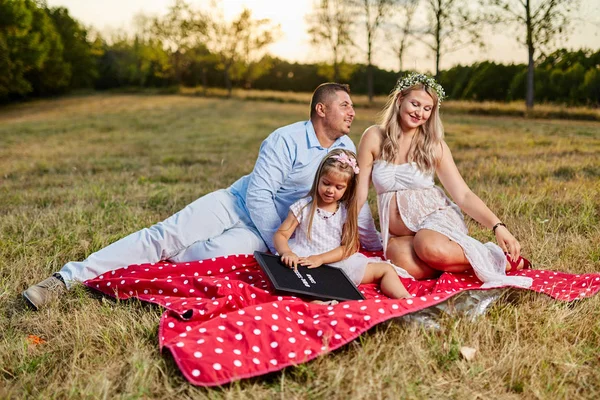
[413,233,451,265]
[386,237,434,279]
[386,238,413,263]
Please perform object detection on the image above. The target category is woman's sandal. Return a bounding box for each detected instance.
[505,253,532,272]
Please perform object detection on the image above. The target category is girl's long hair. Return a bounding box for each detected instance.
[379,84,444,174]
[305,149,359,259]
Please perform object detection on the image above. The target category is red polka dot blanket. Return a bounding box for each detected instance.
[85,253,600,387]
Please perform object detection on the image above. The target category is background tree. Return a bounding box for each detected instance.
[239,55,275,90]
[132,14,172,87]
[94,32,138,89]
[205,7,279,97]
[350,0,398,102]
[483,0,580,110]
[94,27,171,90]
[385,0,419,72]
[420,0,483,78]
[47,7,98,89]
[25,2,71,96]
[581,66,600,106]
[459,61,523,100]
[150,0,207,85]
[181,43,220,93]
[0,0,52,99]
[306,0,355,82]
[252,57,324,92]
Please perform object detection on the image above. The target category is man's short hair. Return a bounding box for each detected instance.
[310,83,351,119]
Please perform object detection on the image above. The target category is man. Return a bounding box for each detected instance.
[23,83,382,309]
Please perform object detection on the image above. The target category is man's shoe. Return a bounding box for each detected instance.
[22,275,67,310]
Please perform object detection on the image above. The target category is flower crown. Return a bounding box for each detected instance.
[332,153,359,174]
[395,73,446,107]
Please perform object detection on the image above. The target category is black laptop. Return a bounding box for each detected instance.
[254,251,365,301]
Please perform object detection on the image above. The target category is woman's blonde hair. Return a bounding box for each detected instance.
[305,149,360,259]
[379,83,444,174]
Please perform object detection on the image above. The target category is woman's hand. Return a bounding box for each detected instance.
[299,255,323,269]
[494,225,521,262]
[281,252,300,270]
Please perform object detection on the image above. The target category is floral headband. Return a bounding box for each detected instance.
[395,73,446,108]
[332,152,359,174]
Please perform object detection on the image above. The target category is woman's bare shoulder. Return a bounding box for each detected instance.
[362,124,384,137]
[359,125,384,155]
[438,139,451,157]
[360,125,385,145]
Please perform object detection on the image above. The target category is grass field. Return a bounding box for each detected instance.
[178,87,600,121]
[1,93,599,399]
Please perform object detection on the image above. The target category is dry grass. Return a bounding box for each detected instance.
[442,100,600,121]
[1,93,599,399]
[177,87,600,121]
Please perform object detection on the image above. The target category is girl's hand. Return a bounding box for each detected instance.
[281,252,300,270]
[299,256,323,269]
[494,225,521,262]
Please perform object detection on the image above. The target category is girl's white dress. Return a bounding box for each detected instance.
[287,197,412,285]
[371,161,532,288]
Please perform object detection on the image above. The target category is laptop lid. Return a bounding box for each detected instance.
[254,251,365,302]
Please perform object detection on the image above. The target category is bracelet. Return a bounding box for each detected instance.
[492,222,506,234]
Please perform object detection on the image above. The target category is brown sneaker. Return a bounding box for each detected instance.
[22,275,67,310]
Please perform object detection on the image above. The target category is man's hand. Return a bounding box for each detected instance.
[281,252,300,270]
[298,255,323,269]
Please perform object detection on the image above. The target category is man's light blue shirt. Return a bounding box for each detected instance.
[229,120,382,252]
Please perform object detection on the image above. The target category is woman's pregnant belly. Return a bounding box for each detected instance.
[388,193,415,237]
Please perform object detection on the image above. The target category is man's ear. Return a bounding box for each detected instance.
[315,102,327,117]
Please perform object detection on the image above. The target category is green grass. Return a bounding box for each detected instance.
[1,93,599,399]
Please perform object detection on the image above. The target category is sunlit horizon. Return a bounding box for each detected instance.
[46,0,600,74]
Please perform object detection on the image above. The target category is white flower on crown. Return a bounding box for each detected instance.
[395,73,446,108]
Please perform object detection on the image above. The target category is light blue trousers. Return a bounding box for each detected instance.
[59,189,267,288]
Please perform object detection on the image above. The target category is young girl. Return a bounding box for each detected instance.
[273,149,412,300]
[356,73,532,288]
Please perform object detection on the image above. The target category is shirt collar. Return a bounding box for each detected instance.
[305,120,348,149]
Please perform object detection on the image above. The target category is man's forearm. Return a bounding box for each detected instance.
[245,133,292,253]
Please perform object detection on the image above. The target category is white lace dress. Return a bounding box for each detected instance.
[372,161,532,289]
[287,197,412,285]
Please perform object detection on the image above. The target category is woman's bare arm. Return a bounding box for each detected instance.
[356,126,383,210]
[436,141,521,260]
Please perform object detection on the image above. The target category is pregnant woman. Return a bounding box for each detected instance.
[356,73,532,288]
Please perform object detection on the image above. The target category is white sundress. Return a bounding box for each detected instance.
[287,197,412,285]
[371,161,532,289]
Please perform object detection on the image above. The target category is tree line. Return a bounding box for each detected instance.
[1,0,598,107]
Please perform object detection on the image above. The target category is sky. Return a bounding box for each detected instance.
[46,0,600,73]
